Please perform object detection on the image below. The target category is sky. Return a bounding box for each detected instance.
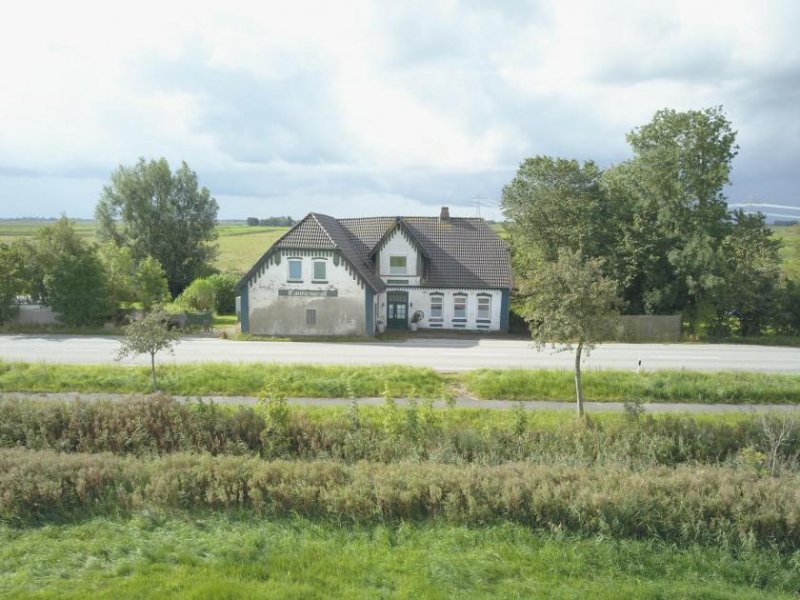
[1,0,799,222]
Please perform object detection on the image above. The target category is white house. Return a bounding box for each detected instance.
[236,207,512,336]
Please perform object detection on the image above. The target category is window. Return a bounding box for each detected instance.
[453,294,467,320]
[389,255,407,275]
[313,260,327,281]
[430,295,443,320]
[306,309,316,326]
[288,259,302,281]
[477,296,491,321]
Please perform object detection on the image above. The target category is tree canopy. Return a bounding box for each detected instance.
[96,158,219,297]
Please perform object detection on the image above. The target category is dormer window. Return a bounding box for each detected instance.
[389,255,407,275]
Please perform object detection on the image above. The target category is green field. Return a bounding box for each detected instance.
[0,219,288,276]
[773,224,800,281]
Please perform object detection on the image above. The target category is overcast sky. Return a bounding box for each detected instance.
[1,0,799,222]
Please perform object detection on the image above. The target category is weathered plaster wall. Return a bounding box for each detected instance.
[377,288,505,331]
[376,229,421,285]
[246,250,367,336]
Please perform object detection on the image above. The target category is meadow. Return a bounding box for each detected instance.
[0,219,288,276]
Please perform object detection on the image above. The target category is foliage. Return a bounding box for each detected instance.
[3,448,800,551]
[206,273,238,314]
[116,309,181,389]
[96,158,219,297]
[135,255,171,310]
[515,248,621,415]
[3,517,795,599]
[97,242,137,311]
[0,242,26,324]
[177,277,216,312]
[46,239,111,327]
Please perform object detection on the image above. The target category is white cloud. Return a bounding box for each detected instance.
[0,0,798,218]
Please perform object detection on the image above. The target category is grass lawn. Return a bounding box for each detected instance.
[1,516,796,599]
[3,361,800,404]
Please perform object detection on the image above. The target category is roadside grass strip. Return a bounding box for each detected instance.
[1,517,797,599]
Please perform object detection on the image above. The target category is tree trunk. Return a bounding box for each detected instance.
[150,352,157,391]
[574,341,584,418]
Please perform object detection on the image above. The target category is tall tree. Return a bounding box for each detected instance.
[96,158,219,296]
[0,242,27,324]
[516,249,620,417]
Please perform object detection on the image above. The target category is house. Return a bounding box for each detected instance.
[236,207,512,336]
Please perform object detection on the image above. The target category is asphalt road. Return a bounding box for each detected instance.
[1,334,799,372]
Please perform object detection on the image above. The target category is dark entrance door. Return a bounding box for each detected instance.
[386,291,409,330]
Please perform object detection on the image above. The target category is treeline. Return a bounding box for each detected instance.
[503,107,800,338]
[246,216,295,226]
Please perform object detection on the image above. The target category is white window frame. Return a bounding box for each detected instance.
[477,295,491,321]
[453,294,467,320]
[430,294,443,321]
[389,255,408,275]
[288,258,303,282]
[313,259,327,282]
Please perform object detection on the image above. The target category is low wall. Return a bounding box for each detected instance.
[616,315,681,342]
[9,304,61,326]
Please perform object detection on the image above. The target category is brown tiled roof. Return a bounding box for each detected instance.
[239,212,512,291]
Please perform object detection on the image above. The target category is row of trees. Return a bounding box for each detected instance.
[503,107,800,340]
[246,216,295,227]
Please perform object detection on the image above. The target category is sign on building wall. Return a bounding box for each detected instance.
[278,289,339,297]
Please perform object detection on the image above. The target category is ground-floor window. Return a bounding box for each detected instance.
[430,294,443,320]
[306,309,316,326]
[453,294,467,321]
[477,295,491,321]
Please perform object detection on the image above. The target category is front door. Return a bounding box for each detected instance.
[386,291,409,330]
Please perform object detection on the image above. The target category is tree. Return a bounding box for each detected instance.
[116,309,181,390]
[47,248,112,327]
[207,273,238,314]
[136,256,171,311]
[0,242,26,324]
[96,158,219,297]
[98,242,137,315]
[516,249,621,417]
[31,217,112,327]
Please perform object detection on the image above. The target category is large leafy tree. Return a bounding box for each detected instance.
[517,249,620,417]
[96,158,219,297]
[0,242,27,324]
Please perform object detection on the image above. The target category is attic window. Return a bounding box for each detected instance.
[389,255,407,275]
[288,259,302,282]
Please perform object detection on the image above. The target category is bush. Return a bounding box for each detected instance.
[3,449,799,551]
[207,273,238,314]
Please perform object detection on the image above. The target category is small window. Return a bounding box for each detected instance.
[306,309,316,326]
[389,255,407,275]
[288,259,302,281]
[313,260,327,281]
[453,295,467,320]
[430,295,443,320]
[477,296,491,321]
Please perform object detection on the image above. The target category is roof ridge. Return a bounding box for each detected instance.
[309,212,339,248]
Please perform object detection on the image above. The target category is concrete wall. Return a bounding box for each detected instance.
[10,304,60,325]
[617,315,682,342]
[377,288,505,332]
[244,249,368,336]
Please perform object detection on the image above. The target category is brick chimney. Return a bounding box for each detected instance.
[439,206,450,222]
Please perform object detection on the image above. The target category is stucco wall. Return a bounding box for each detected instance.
[377,288,505,332]
[376,229,422,285]
[245,250,368,336]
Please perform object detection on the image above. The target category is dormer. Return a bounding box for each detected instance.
[369,218,429,286]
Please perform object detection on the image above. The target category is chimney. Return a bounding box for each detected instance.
[439,206,450,222]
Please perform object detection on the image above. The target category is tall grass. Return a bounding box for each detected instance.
[2,449,799,551]
[1,396,798,469]
[3,517,796,599]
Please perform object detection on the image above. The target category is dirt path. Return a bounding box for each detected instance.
[3,392,800,413]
